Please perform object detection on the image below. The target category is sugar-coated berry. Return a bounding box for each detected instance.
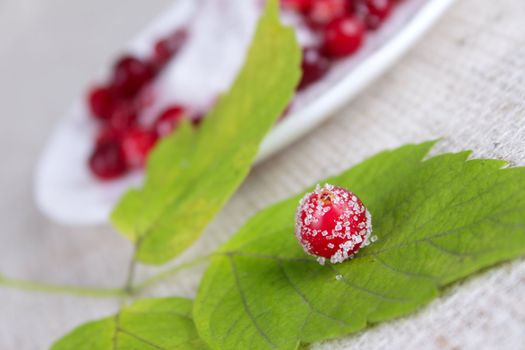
[88,139,128,180]
[154,106,186,137]
[299,48,331,90]
[322,16,365,58]
[122,127,158,167]
[87,85,115,120]
[295,184,372,264]
[112,55,153,97]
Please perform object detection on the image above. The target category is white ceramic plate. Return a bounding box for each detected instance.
[35,0,455,226]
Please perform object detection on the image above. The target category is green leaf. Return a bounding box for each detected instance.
[111,0,301,264]
[194,141,525,350]
[52,297,208,350]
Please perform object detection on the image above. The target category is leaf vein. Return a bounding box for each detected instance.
[228,254,277,348]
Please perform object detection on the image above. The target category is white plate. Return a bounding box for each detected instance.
[35,0,455,226]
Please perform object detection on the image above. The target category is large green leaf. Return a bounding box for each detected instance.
[194,141,525,350]
[52,298,208,350]
[111,0,301,264]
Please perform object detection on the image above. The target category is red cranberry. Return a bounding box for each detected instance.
[322,16,365,58]
[154,106,185,137]
[95,127,121,146]
[135,86,156,111]
[307,0,349,26]
[109,103,138,131]
[87,85,115,120]
[299,48,331,90]
[152,29,188,69]
[112,55,153,97]
[364,0,393,29]
[281,0,312,13]
[88,140,128,180]
[295,184,372,264]
[122,127,158,167]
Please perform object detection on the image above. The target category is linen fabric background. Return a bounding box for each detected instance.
[0,0,524,348]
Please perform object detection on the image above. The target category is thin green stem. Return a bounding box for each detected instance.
[124,256,138,294]
[0,254,212,299]
[0,273,127,298]
[123,240,142,294]
[132,254,211,294]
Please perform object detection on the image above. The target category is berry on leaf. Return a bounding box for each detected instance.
[295,184,373,264]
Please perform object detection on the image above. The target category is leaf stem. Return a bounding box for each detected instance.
[132,254,211,294]
[0,254,211,299]
[0,273,127,298]
[124,255,138,294]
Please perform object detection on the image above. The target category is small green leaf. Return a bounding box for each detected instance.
[111,0,301,264]
[194,141,525,350]
[52,297,208,350]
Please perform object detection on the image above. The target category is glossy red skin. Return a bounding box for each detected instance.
[122,127,158,167]
[281,0,313,13]
[88,140,128,180]
[112,55,154,97]
[307,0,350,26]
[154,106,186,137]
[322,16,365,58]
[88,85,115,120]
[299,48,331,90]
[152,29,188,69]
[296,185,370,260]
[109,103,138,131]
[364,0,394,29]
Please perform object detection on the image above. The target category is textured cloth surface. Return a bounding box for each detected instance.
[1,0,525,349]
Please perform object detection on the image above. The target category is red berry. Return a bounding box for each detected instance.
[154,106,185,137]
[307,0,349,26]
[95,127,121,146]
[136,85,156,111]
[299,48,331,90]
[122,127,158,167]
[364,0,393,29]
[295,184,373,264]
[112,55,153,97]
[109,103,138,131]
[87,85,115,120]
[88,139,128,180]
[281,0,312,13]
[152,29,187,69]
[322,16,365,58]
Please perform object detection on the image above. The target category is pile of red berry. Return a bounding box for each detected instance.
[86,29,192,180]
[86,0,399,181]
[284,0,399,90]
